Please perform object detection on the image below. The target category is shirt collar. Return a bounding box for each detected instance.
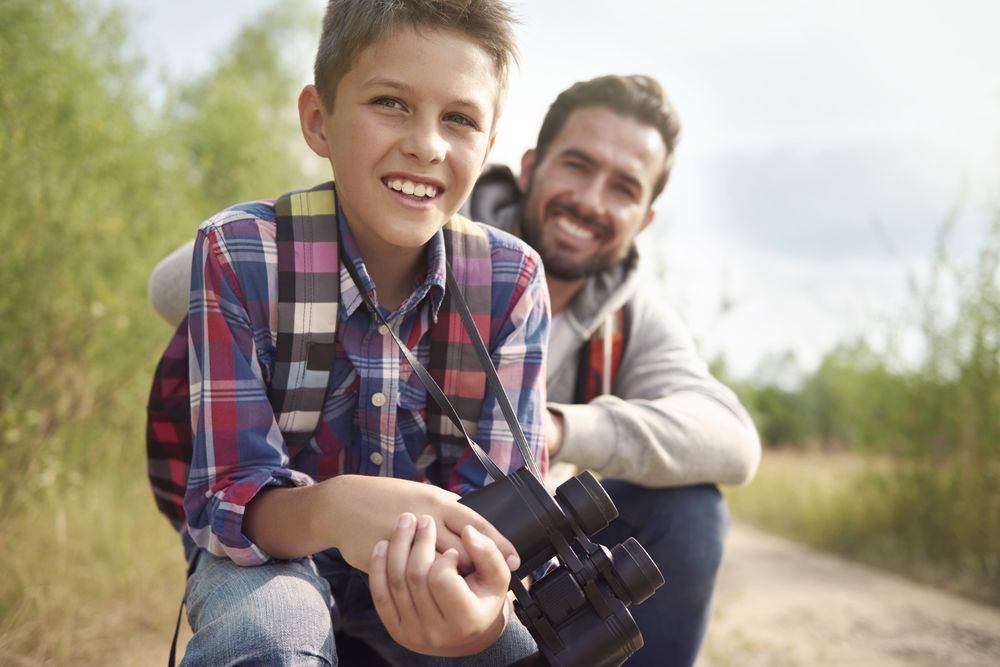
[336,204,447,321]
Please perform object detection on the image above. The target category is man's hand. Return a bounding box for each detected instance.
[544,408,565,458]
[327,475,520,574]
[368,512,514,657]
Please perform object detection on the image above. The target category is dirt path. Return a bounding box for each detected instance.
[695,522,1000,667]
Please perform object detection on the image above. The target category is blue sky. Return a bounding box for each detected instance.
[115,0,1000,377]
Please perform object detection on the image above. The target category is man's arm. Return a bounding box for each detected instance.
[548,288,760,488]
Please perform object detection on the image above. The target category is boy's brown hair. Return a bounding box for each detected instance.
[534,74,682,201]
[314,0,518,116]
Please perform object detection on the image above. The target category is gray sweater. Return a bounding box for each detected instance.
[463,166,760,487]
[149,169,761,488]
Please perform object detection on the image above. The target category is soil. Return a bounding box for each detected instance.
[695,522,1000,667]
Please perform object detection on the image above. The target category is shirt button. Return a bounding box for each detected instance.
[377,324,389,336]
[369,451,385,465]
[371,392,387,407]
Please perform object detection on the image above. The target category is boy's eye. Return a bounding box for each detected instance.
[372,97,406,111]
[444,112,479,130]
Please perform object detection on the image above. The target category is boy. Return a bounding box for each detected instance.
[178,1,548,664]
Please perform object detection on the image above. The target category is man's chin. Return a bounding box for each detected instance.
[539,254,603,282]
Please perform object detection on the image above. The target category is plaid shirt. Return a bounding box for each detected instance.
[185,200,549,565]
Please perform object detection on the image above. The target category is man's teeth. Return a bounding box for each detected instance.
[387,178,437,198]
[555,216,596,241]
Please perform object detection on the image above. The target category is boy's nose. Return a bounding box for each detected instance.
[402,118,447,164]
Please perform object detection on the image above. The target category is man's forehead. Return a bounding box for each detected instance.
[548,106,665,177]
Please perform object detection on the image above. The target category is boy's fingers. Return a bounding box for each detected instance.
[387,513,419,625]
[428,547,470,611]
[368,540,400,629]
[407,515,446,623]
[462,524,512,591]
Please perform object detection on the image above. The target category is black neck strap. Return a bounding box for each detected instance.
[340,247,543,484]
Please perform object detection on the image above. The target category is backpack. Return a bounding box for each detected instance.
[145,182,494,531]
[573,302,633,404]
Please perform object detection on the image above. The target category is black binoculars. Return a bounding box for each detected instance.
[460,468,664,667]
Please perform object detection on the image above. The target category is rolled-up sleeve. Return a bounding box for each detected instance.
[185,220,314,566]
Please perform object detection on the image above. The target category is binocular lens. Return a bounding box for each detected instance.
[555,471,618,536]
[610,538,664,606]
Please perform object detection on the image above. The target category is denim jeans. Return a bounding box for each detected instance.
[595,482,730,667]
[180,548,538,666]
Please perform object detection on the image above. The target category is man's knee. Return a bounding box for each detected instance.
[600,482,729,580]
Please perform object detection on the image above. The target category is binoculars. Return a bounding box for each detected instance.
[460,468,664,667]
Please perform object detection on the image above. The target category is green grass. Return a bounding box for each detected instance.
[726,448,1000,607]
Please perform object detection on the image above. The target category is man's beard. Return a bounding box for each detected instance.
[519,182,635,281]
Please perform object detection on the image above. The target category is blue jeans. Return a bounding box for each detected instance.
[594,482,730,667]
[180,549,538,666]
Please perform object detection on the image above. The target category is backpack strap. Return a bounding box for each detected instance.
[425,215,493,488]
[268,182,341,449]
[572,300,633,404]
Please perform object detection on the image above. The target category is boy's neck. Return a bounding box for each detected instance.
[346,224,426,312]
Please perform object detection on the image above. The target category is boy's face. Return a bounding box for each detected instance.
[301,27,498,259]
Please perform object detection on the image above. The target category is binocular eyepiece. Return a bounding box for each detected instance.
[460,468,664,667]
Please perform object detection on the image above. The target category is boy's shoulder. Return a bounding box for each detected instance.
[198,199,279,238]
[446,213,542,272]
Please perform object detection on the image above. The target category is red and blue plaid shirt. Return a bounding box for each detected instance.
[185,201,549,565]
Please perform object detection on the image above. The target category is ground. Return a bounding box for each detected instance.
[696,522,1000,667]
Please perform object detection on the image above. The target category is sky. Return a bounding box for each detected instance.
[115,0,1000,378]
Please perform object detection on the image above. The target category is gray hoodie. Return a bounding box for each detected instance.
[463,166,760,487]
[149,168,761,488]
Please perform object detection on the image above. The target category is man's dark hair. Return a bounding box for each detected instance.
[314,0,518,119]
[534,74,682,201]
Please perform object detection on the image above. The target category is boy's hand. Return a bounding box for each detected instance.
[369,512,513,656]
[328,475,520,574]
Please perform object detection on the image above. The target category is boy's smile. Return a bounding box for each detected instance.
[300,26,498,271]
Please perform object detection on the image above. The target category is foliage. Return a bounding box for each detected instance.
[728,214,1000,604]
[0,0,316,662]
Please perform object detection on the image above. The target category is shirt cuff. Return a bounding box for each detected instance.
[190,468,315,566]
[547,402,618,473]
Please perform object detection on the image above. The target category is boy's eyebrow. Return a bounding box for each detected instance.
[363,76,490,117]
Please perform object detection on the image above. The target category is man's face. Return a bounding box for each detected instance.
[302,27,498,260]
[519,106,666,281]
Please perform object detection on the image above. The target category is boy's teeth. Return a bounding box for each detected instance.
[386,178,437,198]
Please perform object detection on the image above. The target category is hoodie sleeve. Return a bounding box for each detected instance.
[548,288,761,488]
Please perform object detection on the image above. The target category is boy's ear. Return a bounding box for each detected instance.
[299,85,332,159]
[517,149,536,194]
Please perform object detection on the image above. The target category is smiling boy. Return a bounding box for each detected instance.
[175,1,548,665]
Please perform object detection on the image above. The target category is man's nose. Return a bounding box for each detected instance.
[402,116,446,164]
[573,175,607,218]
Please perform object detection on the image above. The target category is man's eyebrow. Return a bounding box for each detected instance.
[560,148,643,193]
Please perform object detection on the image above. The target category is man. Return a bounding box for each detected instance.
[149,74,760,666]
[460,74,760,667]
